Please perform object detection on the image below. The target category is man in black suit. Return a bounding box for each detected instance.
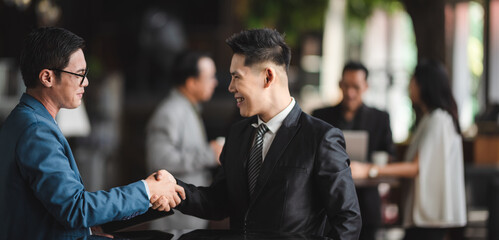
[312,61,394,240]
[152,29,361,239]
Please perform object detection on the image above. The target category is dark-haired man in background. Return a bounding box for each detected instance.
[0,27,184,239]
[153,29,361,239]
[312,61,394,240]
[146,51,222,230]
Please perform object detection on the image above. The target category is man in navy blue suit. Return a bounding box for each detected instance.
[0,27,185,239]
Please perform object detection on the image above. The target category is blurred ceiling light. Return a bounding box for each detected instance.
[36,0,61,26]
[4,0,32,10]
[301,55,322,73]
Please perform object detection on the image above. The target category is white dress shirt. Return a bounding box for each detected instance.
[251,98,296,161]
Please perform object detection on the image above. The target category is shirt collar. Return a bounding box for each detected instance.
[20,93,57,123]
[173,88,202,114]
[252,97,296,133]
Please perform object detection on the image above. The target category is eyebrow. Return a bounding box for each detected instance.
[76,67,87,73]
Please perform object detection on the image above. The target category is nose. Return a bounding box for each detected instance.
[82,76,89,87]
[347,88,356,98]
[228,79,235,93]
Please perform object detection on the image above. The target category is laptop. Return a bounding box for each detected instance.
[342,130,369,162]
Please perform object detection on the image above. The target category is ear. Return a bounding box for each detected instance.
[360,79,369,92]
[263,67,276,88]
[184,76,198,90]
[38,69,55,87]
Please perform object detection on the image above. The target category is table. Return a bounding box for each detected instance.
[83,229,333,240]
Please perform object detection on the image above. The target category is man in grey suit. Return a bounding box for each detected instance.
[146,51,222,230]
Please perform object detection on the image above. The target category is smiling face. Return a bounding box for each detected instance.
[51,49,88,109]
[228,54,267,118]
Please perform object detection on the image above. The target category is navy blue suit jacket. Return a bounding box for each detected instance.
[176,104,361,240]
[0,94,150,239]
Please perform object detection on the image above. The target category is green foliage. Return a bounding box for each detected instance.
[347,0,403,25]
[244,0,329,47]
[242,0,404,47]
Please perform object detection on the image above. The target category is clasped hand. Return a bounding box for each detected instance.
[145,169,186,212]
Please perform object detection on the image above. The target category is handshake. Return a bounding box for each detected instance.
[144,169,186,212]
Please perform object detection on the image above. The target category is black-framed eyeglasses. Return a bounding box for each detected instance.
[49,67,89,86]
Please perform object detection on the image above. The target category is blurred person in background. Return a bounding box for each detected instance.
[0,27,184,240]
[312,61,394,240]
[146,51,222,230]
[351,59,467,240]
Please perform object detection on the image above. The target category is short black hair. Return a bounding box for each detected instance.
[171,51,211,87]
[225,28,291,71]
[20,27,85,88]
[342,61,369,80]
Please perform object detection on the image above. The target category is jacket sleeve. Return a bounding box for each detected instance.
[16,122,150,229]
[314,127,362,239]
[174,144,230,220]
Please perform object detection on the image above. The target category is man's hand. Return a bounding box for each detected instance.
[209,139,224,165]
[145,170,186,212]
[153,169,177,183]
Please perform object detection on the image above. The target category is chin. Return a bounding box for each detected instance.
[239,109,253,118]
[72,102,82,109]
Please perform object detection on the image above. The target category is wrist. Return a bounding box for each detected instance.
[368,165,379,178]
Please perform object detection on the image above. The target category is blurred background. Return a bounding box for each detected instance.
[0,0,498,239]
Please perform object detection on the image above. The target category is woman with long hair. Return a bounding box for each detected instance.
[351,59,467,240]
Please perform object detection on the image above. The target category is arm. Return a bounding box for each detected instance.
[351,154,419,179]
[315,128,362,239]
[151,142,231,220]
[17,123,150,228]
[378,154,418,178]
[174,176,230,220]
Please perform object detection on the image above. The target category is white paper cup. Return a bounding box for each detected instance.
[372,151,389,166]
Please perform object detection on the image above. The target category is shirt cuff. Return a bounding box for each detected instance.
[141,180,153,207]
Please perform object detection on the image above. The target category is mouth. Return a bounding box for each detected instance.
[235,97,245,107]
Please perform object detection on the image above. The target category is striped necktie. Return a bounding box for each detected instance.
[248,123,269,197]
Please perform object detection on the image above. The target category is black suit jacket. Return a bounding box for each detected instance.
[176,104,361,240]
[312,103,394,227]
[312,104,393,161]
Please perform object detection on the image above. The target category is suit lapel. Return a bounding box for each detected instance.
[251,104,302,203]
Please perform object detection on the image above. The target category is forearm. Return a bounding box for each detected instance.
[318,128,362,239]
[175,179,229,220]
[323,168,362,240]
[378,161,418,178]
